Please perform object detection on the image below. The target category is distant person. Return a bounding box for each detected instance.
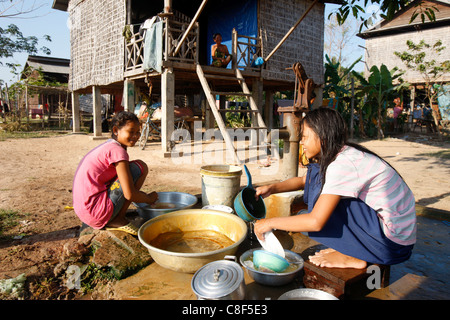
[72,111,158,235]
[413,105,422,120]
[393,97,403,119]
[393,97,403,131]
[211,33,231,68]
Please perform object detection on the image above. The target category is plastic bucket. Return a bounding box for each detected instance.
[200,165,242,208]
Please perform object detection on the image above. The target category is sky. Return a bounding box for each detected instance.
[0,0,379,86]
[0,0,70,85]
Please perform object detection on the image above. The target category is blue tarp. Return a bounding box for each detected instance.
[207,0,258,68]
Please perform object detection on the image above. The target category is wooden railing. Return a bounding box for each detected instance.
[124,24,144,72]
[164,19,199,63]
[231,28,262,71]
[124,22,260,73]
[124,19,199,74]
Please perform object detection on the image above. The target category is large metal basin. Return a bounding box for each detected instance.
[138,209,247,273]
[134,192,197,220]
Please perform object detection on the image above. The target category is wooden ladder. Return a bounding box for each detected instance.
[196,64,267,164]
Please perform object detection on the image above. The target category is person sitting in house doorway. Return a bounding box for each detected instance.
[211,33,231,68]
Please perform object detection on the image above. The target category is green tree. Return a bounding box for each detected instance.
[0,1,51,72]
[394,39,450,138]
[353,64,405,139]
[330,0,440,31]
[323,54,362,133]
[324,54,362,101]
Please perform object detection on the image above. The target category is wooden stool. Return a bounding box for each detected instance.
[303,260,390,299]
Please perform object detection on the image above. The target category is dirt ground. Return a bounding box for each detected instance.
[0,131,449,299]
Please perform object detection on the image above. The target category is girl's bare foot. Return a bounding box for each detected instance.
[308,248,367,269]
[105,217,129,228]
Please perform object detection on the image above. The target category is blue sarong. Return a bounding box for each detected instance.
[303,163,413,265]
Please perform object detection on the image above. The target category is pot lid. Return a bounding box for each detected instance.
[191,260,244,299]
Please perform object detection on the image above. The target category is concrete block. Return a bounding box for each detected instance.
[263,190,305,218]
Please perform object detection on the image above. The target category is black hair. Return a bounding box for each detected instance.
[110,111,139,139]
[302,107,400,188]
[213,33,221,40]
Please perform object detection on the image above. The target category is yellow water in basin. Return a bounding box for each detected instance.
[150,202,177,209]
[150,230,235,253]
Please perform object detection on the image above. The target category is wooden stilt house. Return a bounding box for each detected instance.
[53,0,329,161]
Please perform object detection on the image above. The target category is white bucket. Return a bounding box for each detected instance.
[200,165,242,208]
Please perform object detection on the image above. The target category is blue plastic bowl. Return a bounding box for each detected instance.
[253,250,289,273]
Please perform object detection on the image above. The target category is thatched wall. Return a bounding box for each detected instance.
[364,25,450,84]
[259,0,325,85]
[68,0,125,92]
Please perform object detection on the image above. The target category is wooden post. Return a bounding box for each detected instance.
[164,0,172,13]
[204,98,214,129]
[25,85,29,124]
[232,28,238,69]
[161,67,175,154]
[58,93,61,128]
[126,0,131,24]
[265,90,274,130]
[92,86,103,137]
[71,91,81,133]
[252,77,264,145]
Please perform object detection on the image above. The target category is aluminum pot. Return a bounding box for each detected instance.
[191,256,245,300]
[138,209,247,273]
[239,248,304,286]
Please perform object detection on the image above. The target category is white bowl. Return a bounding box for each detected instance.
[202,205,234,214]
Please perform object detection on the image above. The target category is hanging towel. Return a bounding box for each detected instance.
[143,20,163,73]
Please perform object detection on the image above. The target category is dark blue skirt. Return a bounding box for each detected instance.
[303,164,413,265]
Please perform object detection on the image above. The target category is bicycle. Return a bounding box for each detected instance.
[138,104,192,150]
[138,103,161,150]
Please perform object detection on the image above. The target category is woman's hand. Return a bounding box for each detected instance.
[253,218,273,241]
[255,185,273,200]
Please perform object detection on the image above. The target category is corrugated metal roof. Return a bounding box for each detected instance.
[27,61,69,74]
[25,55,70,75]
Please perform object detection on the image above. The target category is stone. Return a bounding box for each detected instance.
[264,190,305,218]
[89,230,153,279]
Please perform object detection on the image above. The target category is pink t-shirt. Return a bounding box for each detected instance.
[73,139,129,229]
[321,146,416,246]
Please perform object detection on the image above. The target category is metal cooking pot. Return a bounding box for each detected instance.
[191,256,245,300]
[233,165,266,222]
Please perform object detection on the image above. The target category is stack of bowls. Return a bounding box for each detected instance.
[252,250,289,273]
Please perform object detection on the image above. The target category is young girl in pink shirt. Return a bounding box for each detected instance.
[73,111,157,235]
[254,108,415,269]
